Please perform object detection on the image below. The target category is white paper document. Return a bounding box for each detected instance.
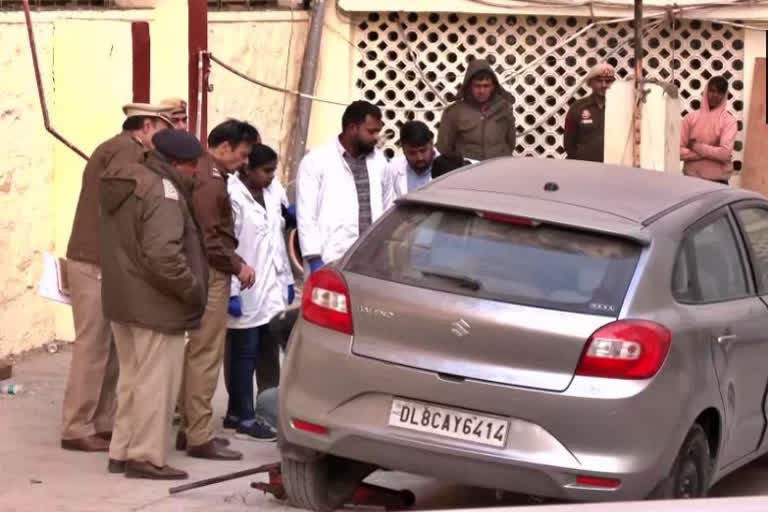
[37,252,71,306]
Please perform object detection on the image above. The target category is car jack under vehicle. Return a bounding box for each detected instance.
[168,461,416,511]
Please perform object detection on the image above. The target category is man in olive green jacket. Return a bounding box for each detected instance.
[99,129,208,480]
[436,59,517,161]
[61,103,173,453]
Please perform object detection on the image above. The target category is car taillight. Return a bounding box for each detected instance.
[575,320,671,380]
[301,268,353,335]
[477,211,537,226]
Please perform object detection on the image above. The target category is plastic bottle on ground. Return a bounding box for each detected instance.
[0,383,23,395]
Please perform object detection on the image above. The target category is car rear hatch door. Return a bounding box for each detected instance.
[343,203,642,392]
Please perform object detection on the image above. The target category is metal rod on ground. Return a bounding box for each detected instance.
[632,0,643,168]
[22,0,88,161]
[286,0,327,202]
[168,463,279,495]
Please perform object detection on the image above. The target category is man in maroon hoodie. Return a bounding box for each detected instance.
[680,76,738,185]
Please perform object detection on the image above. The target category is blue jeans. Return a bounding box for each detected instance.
[226,326,267,422]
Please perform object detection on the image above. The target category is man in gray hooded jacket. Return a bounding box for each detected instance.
[436,59,517,161]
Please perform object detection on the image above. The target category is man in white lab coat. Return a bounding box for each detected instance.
[385,120,439,200]
[297,100,393,273]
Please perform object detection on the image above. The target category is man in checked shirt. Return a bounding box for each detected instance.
[176,119,260,460]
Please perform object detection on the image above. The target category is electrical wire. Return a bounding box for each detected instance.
[210,0,760,137]
[518,18,665,136]
[208,53,447,112]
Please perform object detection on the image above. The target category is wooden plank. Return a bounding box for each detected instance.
[741,58,768,196]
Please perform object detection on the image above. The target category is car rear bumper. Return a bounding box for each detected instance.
[279,322,688,502]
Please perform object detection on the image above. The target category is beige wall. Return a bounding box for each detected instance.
[208,10,309,180]
[0,19,56,356]
[0,9,307,356]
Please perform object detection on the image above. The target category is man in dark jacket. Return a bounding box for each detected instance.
[100,129,207,480]
[563,63,616,162]
[61,103,173,453]
[176,120,260,461]
[436,59,516,161]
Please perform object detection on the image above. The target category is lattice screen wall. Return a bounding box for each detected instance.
[353,12,745,170]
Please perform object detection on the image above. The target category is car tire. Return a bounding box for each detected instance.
[282,455,373,512]
[648,423,712,499]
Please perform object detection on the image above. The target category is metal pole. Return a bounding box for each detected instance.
[287,0,327,200]
[188,0,208,145]
[632,0,643,168]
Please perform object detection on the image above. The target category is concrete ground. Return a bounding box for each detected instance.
[1,346,768,512]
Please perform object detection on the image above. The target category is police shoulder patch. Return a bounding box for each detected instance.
[162,178,179,201]
[212,167,223,179]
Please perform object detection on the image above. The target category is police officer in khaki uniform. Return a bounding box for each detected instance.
[160,98,188,131]
[100,129,208,480]
[563,63,616,162]
[176,120,260,460]
[61,103,173,453]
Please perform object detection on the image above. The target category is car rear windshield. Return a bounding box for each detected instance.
[345,205,641,317]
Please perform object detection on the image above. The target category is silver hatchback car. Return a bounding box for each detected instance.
[278,158,768,509]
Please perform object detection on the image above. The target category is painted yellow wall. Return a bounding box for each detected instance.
[0,18,56,356]
[208,10,309,180]
[305,0,357,150]
[52,18,135,343]
[0,9,307,355]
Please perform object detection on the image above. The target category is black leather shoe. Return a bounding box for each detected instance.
[108,459,126,474]
[125,460,188,480]
[176,431,231,451]
[187,439,242,460]
[61,435,109,452]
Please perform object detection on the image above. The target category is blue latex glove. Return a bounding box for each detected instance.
[309,258,325,274]
[228,296,243,317]
[281,204,297,229]
[287,285,295,305]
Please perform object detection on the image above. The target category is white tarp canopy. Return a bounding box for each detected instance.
[338,0,768,21]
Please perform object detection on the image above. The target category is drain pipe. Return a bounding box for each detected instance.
[22,0,88,161]
[632,0,643,168]
[286,0,326,200]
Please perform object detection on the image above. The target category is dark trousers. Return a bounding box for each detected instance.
[225,325,280,421]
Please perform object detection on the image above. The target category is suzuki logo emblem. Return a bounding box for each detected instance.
[451,319,470,337]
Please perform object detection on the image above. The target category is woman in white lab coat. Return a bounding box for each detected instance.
[224,144,295,441]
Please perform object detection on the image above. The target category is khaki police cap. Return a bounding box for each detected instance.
[587,63,616,81]
[159,97,188,119]
[122,102,174,125]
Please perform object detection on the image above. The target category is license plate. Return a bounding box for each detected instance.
[388,399,509,448]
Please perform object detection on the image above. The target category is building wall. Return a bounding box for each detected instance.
[0,8,307,356]
[0,19,56,356]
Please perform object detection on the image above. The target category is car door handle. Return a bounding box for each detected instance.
[717,334,738,344]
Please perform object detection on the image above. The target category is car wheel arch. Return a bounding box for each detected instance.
[695,407,722,466]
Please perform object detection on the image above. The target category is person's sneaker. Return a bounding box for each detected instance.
[222,415,240,430]
[235,419,277,442]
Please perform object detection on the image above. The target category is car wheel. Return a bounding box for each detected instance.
[648,424,712,499]
[282,455,373,512]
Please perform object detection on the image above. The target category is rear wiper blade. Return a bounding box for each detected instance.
[414,267,482,291]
